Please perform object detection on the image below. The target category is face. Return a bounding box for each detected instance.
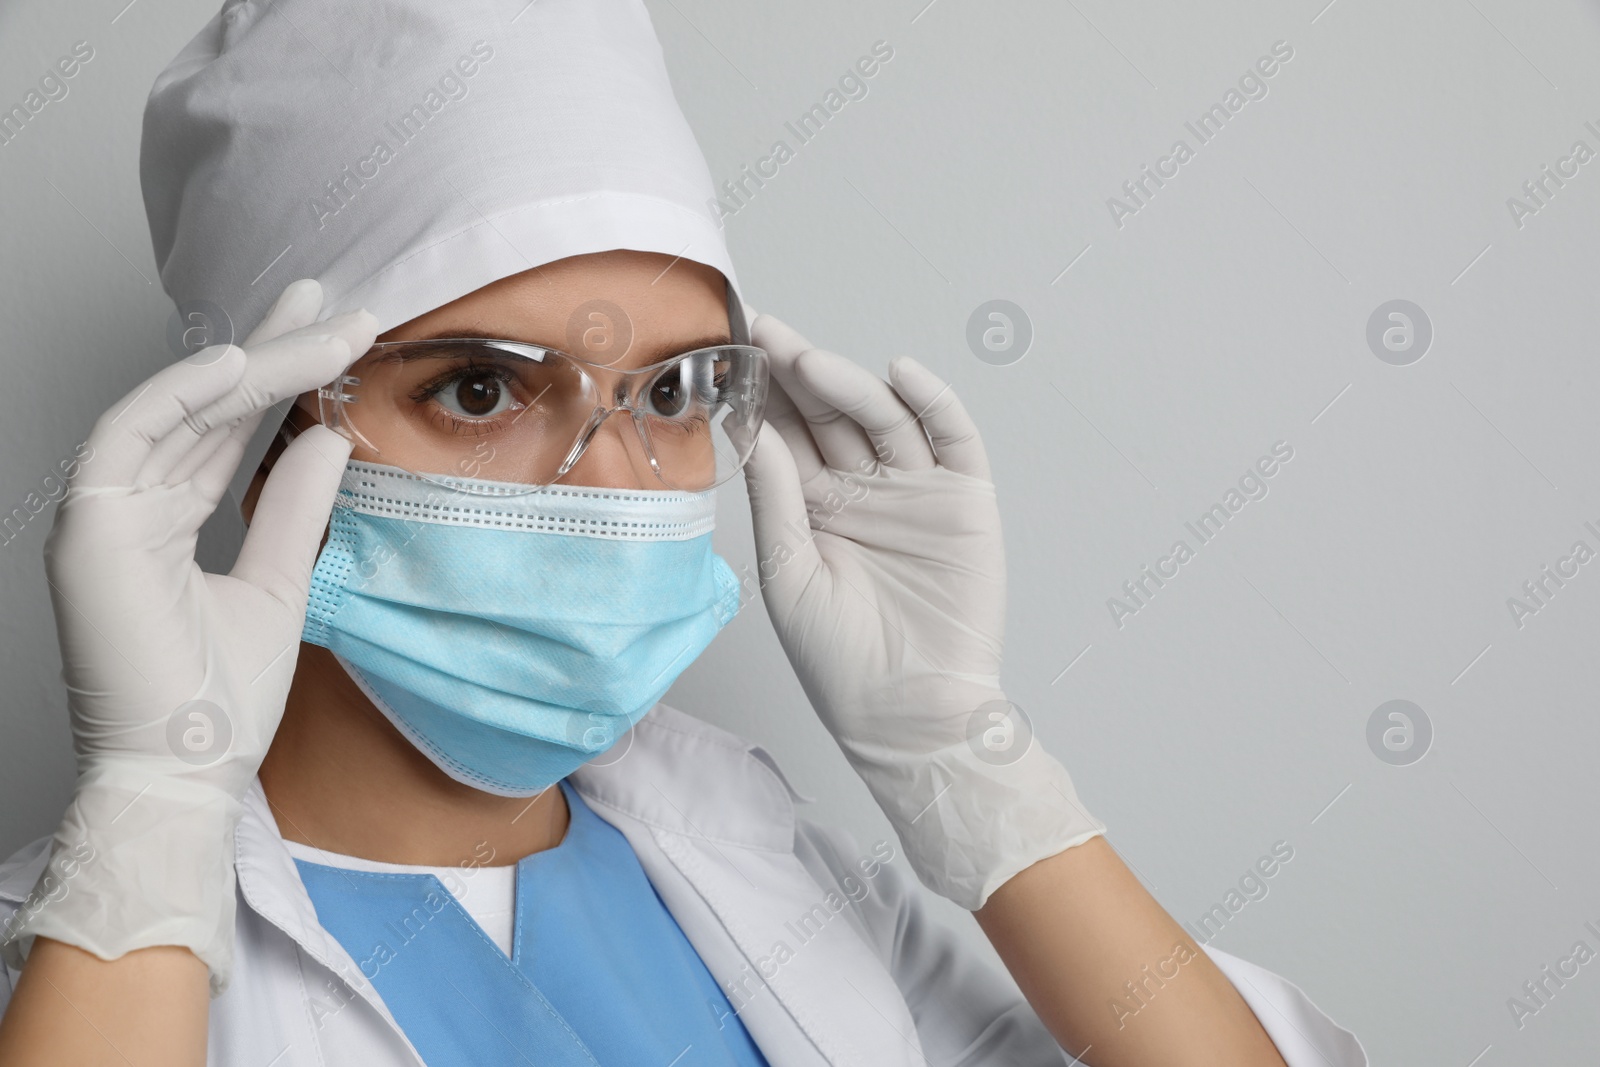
[290,248,734,491]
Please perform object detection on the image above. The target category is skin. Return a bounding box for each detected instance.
[976,839,1287,1064]
[0,250,1286,1066]
[251,248,745,870]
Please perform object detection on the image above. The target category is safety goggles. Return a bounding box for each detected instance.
[314,337,768,494]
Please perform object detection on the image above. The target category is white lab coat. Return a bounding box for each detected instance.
[0,703,1366,1065]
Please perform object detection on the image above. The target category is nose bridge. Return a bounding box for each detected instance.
[589,360,644,413]
[561,402,656,489]
[566,360,652,460]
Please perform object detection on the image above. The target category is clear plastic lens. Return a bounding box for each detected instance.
[320,340,767,494]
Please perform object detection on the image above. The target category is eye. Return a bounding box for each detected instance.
[432,367,516,419]
[647,374,688,418]
[646,358,717,419]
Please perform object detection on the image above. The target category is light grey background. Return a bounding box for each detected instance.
[3,0,1598,1062]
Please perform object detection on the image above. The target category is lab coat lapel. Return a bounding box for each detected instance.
[232,779,429,1067]
[571,705,928,1067]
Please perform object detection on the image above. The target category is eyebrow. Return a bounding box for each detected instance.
[397,327,734,365]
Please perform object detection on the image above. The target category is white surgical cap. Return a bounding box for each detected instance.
[139,0,746,508]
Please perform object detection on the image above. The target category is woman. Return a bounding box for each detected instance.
[0,1,1363,1064]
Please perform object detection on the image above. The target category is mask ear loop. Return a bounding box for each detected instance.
[276,412,302,449]
[273,395,325,449]
[239,402,315,526]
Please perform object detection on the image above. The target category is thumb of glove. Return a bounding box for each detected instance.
[230,423,352,612]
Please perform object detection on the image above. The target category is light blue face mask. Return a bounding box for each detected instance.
[301,460,741,795]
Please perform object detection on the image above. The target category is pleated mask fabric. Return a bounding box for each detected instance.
[301,461,742,796]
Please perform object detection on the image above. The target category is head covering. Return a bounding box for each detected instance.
[140,0,746,508]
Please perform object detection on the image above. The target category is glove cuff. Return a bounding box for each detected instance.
[844,737,1106,911]
[0,771,243,997]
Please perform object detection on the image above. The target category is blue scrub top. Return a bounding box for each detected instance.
[294,778,771,1067]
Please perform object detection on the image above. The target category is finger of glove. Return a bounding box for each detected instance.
[742,422,825,613]
[761,376,825,483]
[242,279,325,348]
[230,424,351,613]
[753,314,877,474]
[183,308,375,437]
[137,313,371,487]
[159,417,243,489]
[132,332,343,488]
[75,345,250,490]
[795,348,937,472]
[184,409,268,507]
[888,356,993,480]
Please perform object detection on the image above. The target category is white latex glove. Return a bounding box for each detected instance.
[742,314,1104,910]
[0,280,376,995]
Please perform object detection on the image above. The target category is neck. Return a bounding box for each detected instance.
[258,644,568,868]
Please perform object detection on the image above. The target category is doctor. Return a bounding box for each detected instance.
[0,2,1364,1065]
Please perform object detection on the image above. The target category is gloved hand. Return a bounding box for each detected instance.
[741,314,1104,910]
[0,280,376,995]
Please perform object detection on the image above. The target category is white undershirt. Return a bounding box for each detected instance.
[282,839,517,957]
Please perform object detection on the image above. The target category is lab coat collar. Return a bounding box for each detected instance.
[568,701,815,849]
[230,702,805,964]
[232,703,922,1067]
[233,765,427,1063]
[574,707,927,1066]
